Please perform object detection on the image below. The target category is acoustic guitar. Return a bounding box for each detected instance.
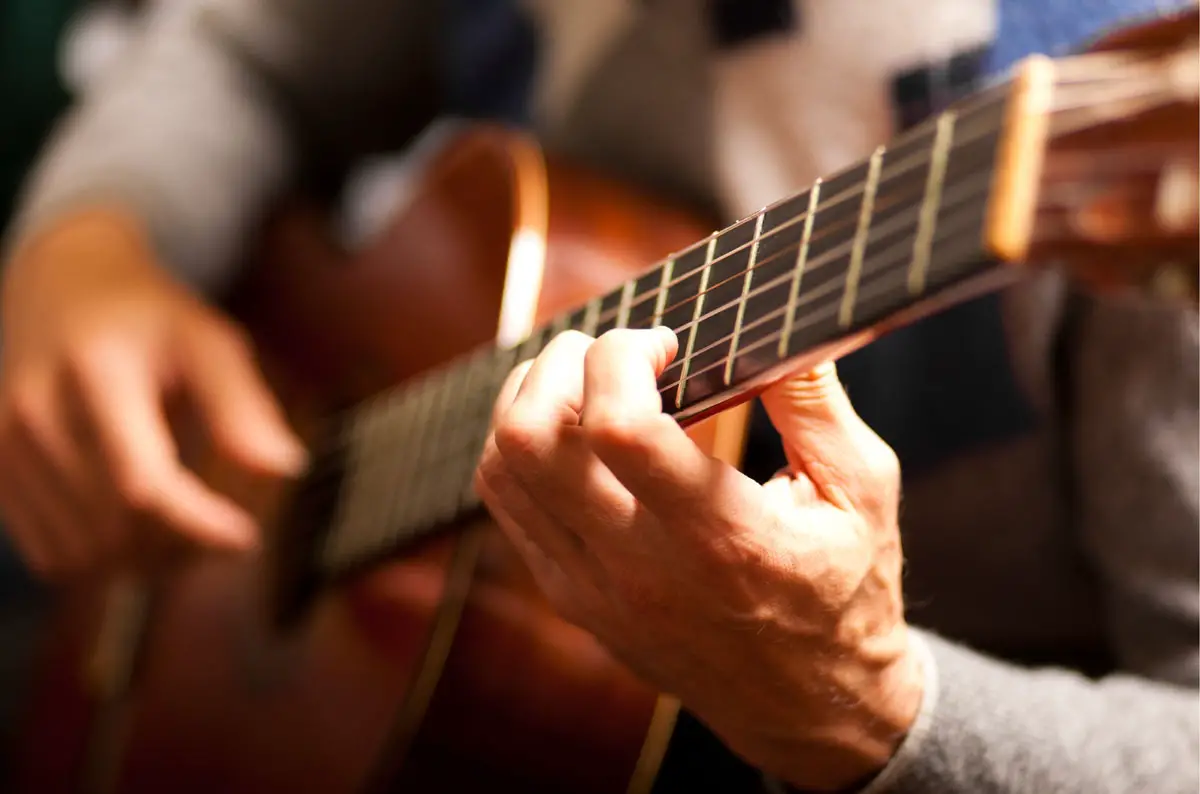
[10,8,1198,794]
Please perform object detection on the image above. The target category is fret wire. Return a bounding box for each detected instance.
[659,169,994,388]
[659,172,931,380]
[779,178,821,359]
[909,112,956,294]
[321,95,1010,453]
[675,235,718,409]
[583,295,602,337]
[666,252,983,402]
[658,202,868,373]
[328,385,412,568]
[302,103,1013,573]
[313,114,1006,469]
[412,179,994,476]
[839,146,885,329]
[372,392,426,555]
[348,396,404,563]
[321,173,999,521]
[405,367,467,533]
[551,310,572,337]
[319,122,990,480]
[724,211,765,385]
[609,99,1003,326]
[320,409,373,567]
[658,174,996,400]
[653,256,675,326]
[437,355,487,516]
[617,279,636,328]
[389,373,446,532]
[378,391,429,543]
[400,395,448,535]
[582,103,1005,334]
[446,358,503,511]
[323,131,997,485]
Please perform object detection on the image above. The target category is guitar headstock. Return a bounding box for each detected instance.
[986,6,1199,304]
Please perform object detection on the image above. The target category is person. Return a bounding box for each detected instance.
[0,0,166,763]
[0,0,1196,791]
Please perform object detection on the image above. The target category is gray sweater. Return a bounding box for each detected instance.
[6,1,1198,791]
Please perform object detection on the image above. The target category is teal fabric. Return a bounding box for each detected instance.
[0,0,80,233]
[0,0,80,774]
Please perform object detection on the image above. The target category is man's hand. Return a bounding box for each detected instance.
[475,327,923,791]
[0,209,306,578]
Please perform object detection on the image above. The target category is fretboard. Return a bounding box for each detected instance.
[283,84,1015,602]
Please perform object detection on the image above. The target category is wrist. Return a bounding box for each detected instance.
[9,206,154,274]
[5,206,163,304]
[760,629,926,792]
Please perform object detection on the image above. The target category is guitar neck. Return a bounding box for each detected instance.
[263,6,1199,629]
[290,82,1016,594]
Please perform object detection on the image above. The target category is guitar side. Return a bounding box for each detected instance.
[11,126,750,794]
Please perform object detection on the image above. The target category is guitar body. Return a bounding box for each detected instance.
[12,126,749,794]
[16,10,1197,792]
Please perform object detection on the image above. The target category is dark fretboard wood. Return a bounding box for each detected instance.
[272,82,1017,622]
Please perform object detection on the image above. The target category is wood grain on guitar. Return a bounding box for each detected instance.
[11,7,1198,794]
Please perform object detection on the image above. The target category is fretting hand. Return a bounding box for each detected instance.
[475,327,924,791]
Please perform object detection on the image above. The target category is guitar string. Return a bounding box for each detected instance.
[309,129,1179,534]
[548,101,1006,331]
[658,141,1188,379]
[315,162,982,499]
[319,171,996,540]
[323,102,1190,568]
[312,74,1178,547]
[656,195,995,390]
[655,187,997,396]
[443,133,1178,414]
[546,68,1163,331]
[335,117,998,443]
[653,167,991,380]
[618,83,1010,302]
[323,70,1141,449]
[323,194,996,572]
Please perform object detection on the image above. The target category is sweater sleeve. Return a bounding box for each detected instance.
[3,0,440,296]
[859,295,1200,794]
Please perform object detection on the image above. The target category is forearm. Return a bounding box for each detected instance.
[862,630,1199,794]
[5,2,294,295]
[4,0,439,297]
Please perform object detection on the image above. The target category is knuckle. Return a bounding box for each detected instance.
[593,327,637,347]
[62,334,130,384]
[547,586,589,627]
[493,408,551,464]
[113,470,161,515]
[5,382,45,430]
[583,409,654,452]
[613,573,660,613]
[550,329,595,349]
[208,320,254,356]
[863,437,901,487]
[473,453,509,499]
[585,328,634,363]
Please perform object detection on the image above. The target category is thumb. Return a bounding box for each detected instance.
[759,361,898,514]
[179,323,309,478]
